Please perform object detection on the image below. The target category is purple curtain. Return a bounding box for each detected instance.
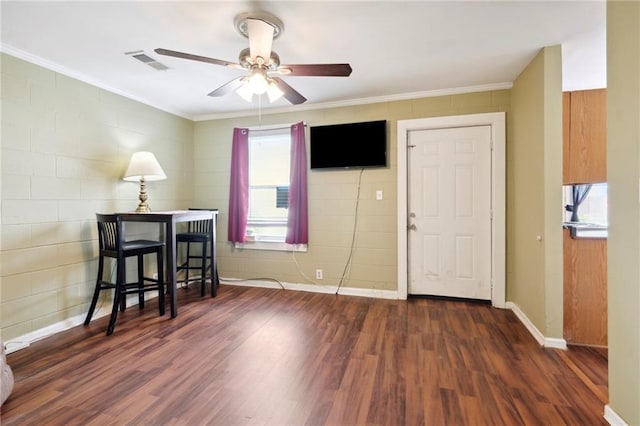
[228,128,249,243]
[286,122,308,244]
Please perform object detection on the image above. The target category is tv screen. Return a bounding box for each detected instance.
[310,120,387,170]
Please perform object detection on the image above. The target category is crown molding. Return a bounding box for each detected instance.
[0,44,193,120]
[192,82,513,122]
[1,44,511,124]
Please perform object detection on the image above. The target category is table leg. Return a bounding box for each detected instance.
[210,216,218,297]
[166,221,177,318]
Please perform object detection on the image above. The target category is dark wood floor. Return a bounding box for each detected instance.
[2,285,608,425]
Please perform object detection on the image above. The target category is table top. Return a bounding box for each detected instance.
[114,210,218,224]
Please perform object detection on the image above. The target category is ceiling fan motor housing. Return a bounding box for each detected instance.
[238,48,280,71]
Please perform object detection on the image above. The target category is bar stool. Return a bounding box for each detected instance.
[84,213,165,336]
[177,208,217,296]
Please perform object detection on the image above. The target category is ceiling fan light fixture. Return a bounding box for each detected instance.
[248,68,269,94]
[266,81,284,103]
[237,82,254,102]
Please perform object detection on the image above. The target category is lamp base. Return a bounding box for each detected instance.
[135,178,151,213]
[135,204,151,213]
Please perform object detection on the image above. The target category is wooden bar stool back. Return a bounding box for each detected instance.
[176,208,216,296]
[84,213,165,335]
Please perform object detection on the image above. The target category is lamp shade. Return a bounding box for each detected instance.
[237,82,254,102]
[266,81,284,103]
[248,68,268,94]
[123,152,167,182]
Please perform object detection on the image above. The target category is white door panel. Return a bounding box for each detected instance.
[408,125,492,299]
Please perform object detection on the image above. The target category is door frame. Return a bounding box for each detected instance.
[397,112,506,307]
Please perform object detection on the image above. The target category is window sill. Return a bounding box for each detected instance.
[563,222,608,239]
[234,241,308,252]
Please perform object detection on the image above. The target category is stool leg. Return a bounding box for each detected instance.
[157,249,165,316]
[185,242,192,284]
[119,257,127,312]
[107,259,125,336]
[107,287,120,336]
[84,256,105,325]
[137,254,145,309]
[200,241,207,297]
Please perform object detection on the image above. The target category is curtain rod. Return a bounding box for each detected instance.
[248,122,307,132]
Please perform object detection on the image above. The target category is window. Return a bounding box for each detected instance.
[563,183,608,238]
[563,183,608,225]
[227,122,308,251]
[246,130,290,242]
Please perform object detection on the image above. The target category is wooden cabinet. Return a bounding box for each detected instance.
[563,89,607,184]
[562,89,608,347]
[563,230,607,346]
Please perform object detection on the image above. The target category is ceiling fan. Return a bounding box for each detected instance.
[155,12,352,105]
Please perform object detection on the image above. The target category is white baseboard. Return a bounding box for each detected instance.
[3,292,149,355]
[4,280,398,355]
[505,302,567,349]
[604,405,629,426]
[8,284,568,357]
[8,287,568,355]
[4,304,112,355]
[220,277,400,300]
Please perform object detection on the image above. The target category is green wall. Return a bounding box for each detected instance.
[194,92,510,293]
[607,1,640,424]
[507,46,563,338]
[0,53,195,341]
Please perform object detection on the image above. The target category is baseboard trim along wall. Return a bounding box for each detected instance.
[3,281,398,354]
[220,277,400,300]
[6,284,569,355]
[505,302,567,349]
[4,305,113,355]
[3,293,151,355]
[604,405,629,426]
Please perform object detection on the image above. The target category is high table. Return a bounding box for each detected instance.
[117,210,218,318]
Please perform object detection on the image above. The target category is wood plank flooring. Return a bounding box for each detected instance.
[1,285,608,425]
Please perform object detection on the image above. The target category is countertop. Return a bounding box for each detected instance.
[563,222,608,239]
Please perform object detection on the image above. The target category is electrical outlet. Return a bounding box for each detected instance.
[315,269,323,280]
[153,273,158,279]
[376,190,383,200]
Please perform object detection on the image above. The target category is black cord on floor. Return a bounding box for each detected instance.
[224,277,286,290]
[336,168,364,295]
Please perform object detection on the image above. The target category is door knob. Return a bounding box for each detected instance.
[408,224,417,231]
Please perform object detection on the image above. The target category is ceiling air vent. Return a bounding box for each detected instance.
[125,50,169,71]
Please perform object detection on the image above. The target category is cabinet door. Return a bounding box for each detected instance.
[563,230,607,346]
[563,89,607,184]
[563,92,572,184]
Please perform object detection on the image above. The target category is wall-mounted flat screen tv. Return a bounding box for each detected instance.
[310,120,387,170]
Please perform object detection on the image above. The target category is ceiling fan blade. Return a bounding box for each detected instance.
[277,63,353,77]
[247,18,274,62]
[207,77,246,97]
[155,48,242,69]
[271,77,307,105]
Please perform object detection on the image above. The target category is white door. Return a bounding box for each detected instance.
[407,125,492,299]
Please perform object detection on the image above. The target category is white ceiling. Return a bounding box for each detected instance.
[0,1,606,121]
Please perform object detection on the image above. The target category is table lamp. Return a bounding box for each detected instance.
[123,151,167,213]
